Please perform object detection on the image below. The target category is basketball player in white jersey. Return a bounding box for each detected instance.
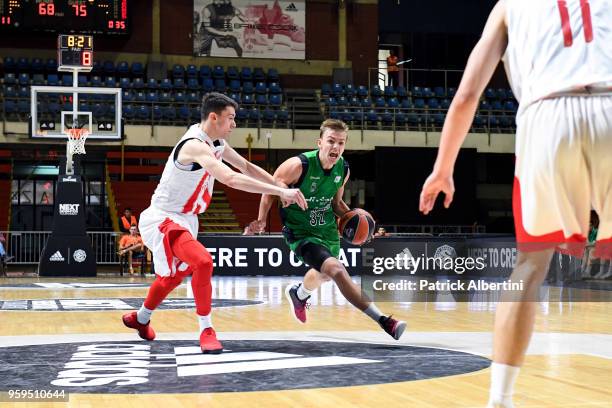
[122,92,307,353]
[419,1,611,406]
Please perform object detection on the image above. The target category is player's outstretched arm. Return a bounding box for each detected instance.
[222,143,277,186]
[180,140,308,210]
[420,0,508,215]
[332,170,351,217]
[248,157,302,233]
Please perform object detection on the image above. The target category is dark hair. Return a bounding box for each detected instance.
[125,207,132,212]
[201,92,238,121]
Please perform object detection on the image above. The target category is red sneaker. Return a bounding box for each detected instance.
[284,283,309,324]
[122,311,155,341]
[200,327,223,354]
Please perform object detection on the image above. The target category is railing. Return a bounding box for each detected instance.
[2,230,123,265]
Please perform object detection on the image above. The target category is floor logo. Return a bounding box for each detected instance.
[0,298,262,311]
[49,251,65,262]
[0,340,490,393]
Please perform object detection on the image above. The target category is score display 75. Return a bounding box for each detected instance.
[58,34,93,68]
[0,0,129,35]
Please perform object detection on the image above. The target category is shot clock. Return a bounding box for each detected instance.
[58,34,93,70]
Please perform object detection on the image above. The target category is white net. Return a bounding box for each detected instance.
[67,128,88,155]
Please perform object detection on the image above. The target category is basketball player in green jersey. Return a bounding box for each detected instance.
[250,119,406,340]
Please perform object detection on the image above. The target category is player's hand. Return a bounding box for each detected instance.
[245,220,265,235]
[419,172,455,215]
[280,188,308,210]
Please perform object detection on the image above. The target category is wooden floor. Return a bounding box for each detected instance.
[0,275,611,407]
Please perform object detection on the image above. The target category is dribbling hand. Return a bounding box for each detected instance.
[419,172,455,215]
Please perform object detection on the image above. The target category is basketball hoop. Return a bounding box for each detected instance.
[67,128,88,155]
[65,128,88,175]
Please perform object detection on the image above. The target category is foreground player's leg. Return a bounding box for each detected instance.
[487,249,554,408]
[285,268,330,323]
[169,231,220,353]
[320,257,406,340]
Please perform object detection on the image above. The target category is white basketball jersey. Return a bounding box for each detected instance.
[503,0,612,116]
[150,124,225,214]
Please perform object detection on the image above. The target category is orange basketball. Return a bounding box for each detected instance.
[338,209,376,245]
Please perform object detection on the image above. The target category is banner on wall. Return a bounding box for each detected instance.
[193,0,306,59]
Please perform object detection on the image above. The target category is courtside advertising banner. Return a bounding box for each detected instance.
[193,0,306,59]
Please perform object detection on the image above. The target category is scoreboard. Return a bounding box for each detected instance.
[0,0,129,35]
[58,34,93,69]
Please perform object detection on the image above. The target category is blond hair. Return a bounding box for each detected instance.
[319,119,349,138]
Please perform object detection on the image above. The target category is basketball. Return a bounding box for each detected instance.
[338,209,376,245]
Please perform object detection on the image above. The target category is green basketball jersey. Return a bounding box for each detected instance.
[281,150,348,258]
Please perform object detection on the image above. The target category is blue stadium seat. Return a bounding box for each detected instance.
[94,103,109,117]
[119,77,131,89]
[349,96,360,107]
[496,88,508,99]
[146,91,159,103]
[255,94,268,105]
[174,91,187,103]
[117,61,130,77]
[229,80,241,93]
[236,107,248,121]
[344,84,355,96]
[485,88,496,99]
[357,85,368,97]
[186,64,198,79]
[441,98,451,109]
[92,61,102,75]
[325,97,337,107]
[32,74,45,85]
[361,97,372,108]
[422,87,434,97]
[132,77,145,89]
[332,83,344,96]
[104,77,116,87]
[122,90,134,102]
[433,86,446,98]
[255,81,267,94]
[249,107,261,121]
[61,75,73,86]
[213,79,226,92]
[269,82,282,94]
[427,98,440,109]
[384,86,396,97]
[172,64,185,79]
[31,58,44,72]
[242,81,254,94]
[163,106,176,121]
[149,78,161,89]
[263,108,276,122]
[366,110,379,125]
[3,73,16,85]
[229,92,241,104]
[187,91,200,103]
[396,86,408,98]
[159,91,172,103]
[269,94,282,106]
[173,78,186,89]
[178,105,190,121]
[17,87,28,98]
[253,67,265,82]
[240,67,252,81]
[504,100,517,112]
[199,65,212,80]
[103,60,116,75]
[3,57,16,72]
[78,75,88,87]
[136,105,150,120]
[90,76,101,87]
[186,78,199,90]
[152,105,163,121]
[395,111,407,125]
[212,65,225,79]
[202,78,214,92]
[3,100,17,115]
[17,100,29,117]
[374,97,386,108]
[131,62,144,77]
[370,85,382,97]
[242,94,255,105]
[381,110,394,124]
[480,100,491,112]
[122,104,135,119]
[387,97,399,108]
[191,107,201,122]
[160,78,172,90]
[17,58,30,72]
[267,68,279,82]
[134,91,146,102]
[400,98,412,109]
[413,98,426,109]
[276,108,289,122]
[491,100,503,111]
[18,73,29,86]
[411,86,423,97]
[226,66,239,80]
[336,96,348,107]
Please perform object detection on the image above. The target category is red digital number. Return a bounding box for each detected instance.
[557,0,594,47]
[38,3,55,16]
[108,20,114,28]
[72,4,87,17]
[1,16,10,25]
[82,51,92,66]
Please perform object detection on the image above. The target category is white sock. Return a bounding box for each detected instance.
[363,303,384,322]
[198,313,212,332]
[296,283,313,300]
[136,305,152,325]
[488,362,520,408]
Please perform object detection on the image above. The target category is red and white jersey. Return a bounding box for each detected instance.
[503,0,612,117]
[151,124,225,215]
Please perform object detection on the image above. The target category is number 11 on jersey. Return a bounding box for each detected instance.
[557,0,594,47]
